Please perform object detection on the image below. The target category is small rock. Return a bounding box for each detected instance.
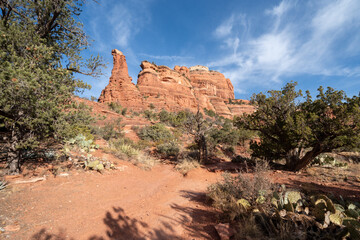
[58,173,69,177]
[4,224,20,232]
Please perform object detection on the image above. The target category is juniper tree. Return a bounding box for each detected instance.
[237,82,360,171]
[0,0,104,174]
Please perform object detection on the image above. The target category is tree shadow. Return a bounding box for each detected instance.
[31,228,74,240]
[32,206,183,240]
[154,190,221,240]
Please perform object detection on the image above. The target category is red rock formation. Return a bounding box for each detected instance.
[98,49,143,110]
[99,49,254,117]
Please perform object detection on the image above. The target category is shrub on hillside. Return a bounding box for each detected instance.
[156,141,180,157]
[91,118,123,140]
[138,123,174,143]
[143,109,157,121]
[108,102,123,114]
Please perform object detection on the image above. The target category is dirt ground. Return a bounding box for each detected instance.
[0,156,224,240]
[1,156,360,240]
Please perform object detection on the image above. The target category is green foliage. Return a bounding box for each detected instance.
[156,141,180,157]
[64,134,99,153]
[238,82,360,171]
[109,139,140,158]
[149,103,155,109]
[138,123,174,143]
[209,173,360,239]
[204,108,216,117]
[0,0,104,173]
[311,154,348,168]
[91,118,123,141]
[207,162,272,212]
[108,102,123,114]
[143,109,157,121]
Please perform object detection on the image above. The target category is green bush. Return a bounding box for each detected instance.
[143,109,157,121]
[204,108,216,117]
[91,118,123,140]
[108,102,123,114]
[158,109,171,123]
[138,123,174,143]
[157,141,180,157]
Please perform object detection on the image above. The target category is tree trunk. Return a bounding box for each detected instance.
[7,129,20,175]
[286,145,323,171]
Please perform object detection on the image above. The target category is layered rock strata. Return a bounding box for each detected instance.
[99,49,255,117]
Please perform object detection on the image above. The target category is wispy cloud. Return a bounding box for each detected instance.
[139,53,193,62]
[211,0,360,95]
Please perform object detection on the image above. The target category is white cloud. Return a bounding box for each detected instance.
[139,54,193,62]
[211,0,360,94]
[266,0,293,18]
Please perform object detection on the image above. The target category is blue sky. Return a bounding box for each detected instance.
[79,0,360,100]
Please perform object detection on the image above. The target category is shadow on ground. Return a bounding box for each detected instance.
[31,207,183,240]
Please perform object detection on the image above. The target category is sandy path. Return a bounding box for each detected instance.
[1,161,222,240]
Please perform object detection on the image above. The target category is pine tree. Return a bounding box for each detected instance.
[237,82,360,171]
[0,0,104,174]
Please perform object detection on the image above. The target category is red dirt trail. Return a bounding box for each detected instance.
[0,160,223,240]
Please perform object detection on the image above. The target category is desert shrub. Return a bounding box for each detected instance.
[108,102,123,114]
[121,108,127,116]
[204,108,216,117]
[158,109,171,123]
[175,158,200,175]
[132,111,140,117]
[108,138,140,158]
[207,161,272,216]
[54,102,94,141]
[133,153,158,170]
[90,96,98,102]
[138,123,174,143]
[91,118,123,140]
[157,141,180,157]
[149,103,155,109]
[169,110,192,127]
[143,110,157,121]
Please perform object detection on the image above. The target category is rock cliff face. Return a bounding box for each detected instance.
[98,49,255,117]
[98,50,143,110]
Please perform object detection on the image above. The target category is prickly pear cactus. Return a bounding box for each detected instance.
[286,191,302,204]
[312,207,326,221]
[316,194,336,213]
[329,211,343,226]
[334,204,345,212]
[284,201,294,212]
[237,199,251,210]
[256,195,266,204]
[271,197,278,208]
[315,199,327,210]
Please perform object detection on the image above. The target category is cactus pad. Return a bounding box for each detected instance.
[237,199,251,210]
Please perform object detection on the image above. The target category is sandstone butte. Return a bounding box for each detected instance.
[98,49,255,117]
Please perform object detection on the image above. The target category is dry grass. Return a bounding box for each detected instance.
[175,159,200,176]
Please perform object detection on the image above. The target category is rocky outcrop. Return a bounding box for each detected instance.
[98,49,143,110]
[99,49,254,117]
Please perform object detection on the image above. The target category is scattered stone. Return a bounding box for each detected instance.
[14,176,46,184]
[58,173,70,177]
[4,224,20,232]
